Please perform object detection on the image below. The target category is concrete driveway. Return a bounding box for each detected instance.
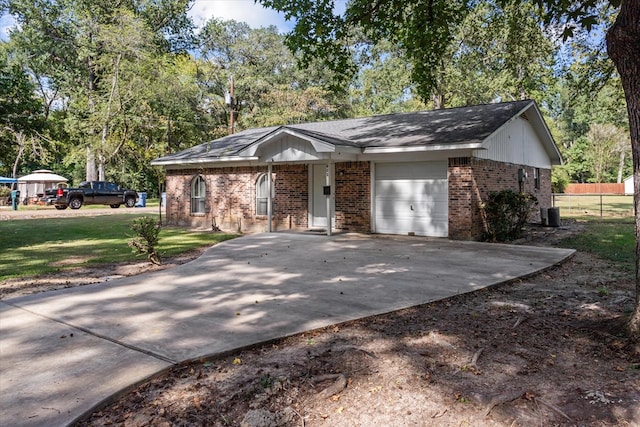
[0,233,574,427]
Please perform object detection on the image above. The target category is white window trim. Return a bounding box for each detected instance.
[256,173,274,216]
[191,175,206,215]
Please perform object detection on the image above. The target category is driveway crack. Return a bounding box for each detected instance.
[1,301,178,365]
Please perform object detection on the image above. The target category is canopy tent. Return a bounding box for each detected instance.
[17,169,68,201]
[0,176,17,184]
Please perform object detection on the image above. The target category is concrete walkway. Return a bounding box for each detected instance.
[0,233,574,427]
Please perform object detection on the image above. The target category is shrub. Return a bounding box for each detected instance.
[0,187,10,205]
[482,190,538,242]
[128,216,161,265]
[552,167,569,193]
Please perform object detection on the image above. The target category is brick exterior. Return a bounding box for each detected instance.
[448,157,552,240]
[335,162,371,233]
[165,158,551,239]
[165,164,309,232]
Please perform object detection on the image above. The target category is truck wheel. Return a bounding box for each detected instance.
[124,197,136,208]
[54,205,68,210]
[110,204,121,209]
[69,198,83,209]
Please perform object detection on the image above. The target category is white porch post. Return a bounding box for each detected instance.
[326,162,332,236]
[267,163,273,233]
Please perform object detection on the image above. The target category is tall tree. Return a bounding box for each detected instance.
[583,123,629,183]
[6,0,194,181]
[259,0,640,339]
[606,0,640,338]
[0,42,46,178]
[350,39,426,115]
[197,19,347,130]
[439,0,556,107]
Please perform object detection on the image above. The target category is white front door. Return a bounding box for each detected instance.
[311,164,331,228]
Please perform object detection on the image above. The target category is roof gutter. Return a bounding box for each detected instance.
[150,156,260,167]
[363,142,483,154]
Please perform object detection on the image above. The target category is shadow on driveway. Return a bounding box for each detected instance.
[0,233,575,426]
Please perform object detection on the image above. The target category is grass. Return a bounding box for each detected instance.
[0,213,237,280]
[553,194,633,218]
[558,217,634,266]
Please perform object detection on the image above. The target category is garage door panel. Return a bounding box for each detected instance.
[375,200,447,216]
[374,161,448,237]
[376,179,447,198]
[375,217,448,237]
[376,162,447,179]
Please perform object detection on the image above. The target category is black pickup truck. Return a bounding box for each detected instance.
[46,181,138,210]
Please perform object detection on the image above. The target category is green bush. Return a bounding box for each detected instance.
[482,190,538,242]
[551,167,569,193]
[0,187,10,206]
[128,216,161,265]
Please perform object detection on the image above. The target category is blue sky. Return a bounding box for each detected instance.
[0,14,14,40]
[0,0,290,40]
[188,0,294,32]
[0,0,342,39]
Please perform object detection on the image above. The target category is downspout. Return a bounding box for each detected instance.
[267,162,273,232]
[326,162,332,236]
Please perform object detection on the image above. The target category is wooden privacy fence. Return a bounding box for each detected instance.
[564,183,624,194]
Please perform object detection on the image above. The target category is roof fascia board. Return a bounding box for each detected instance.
[238,127,337,157]
[527,103,563,165]
[150,156,260,167]
[364,142,483,154]
[333,146,361,154]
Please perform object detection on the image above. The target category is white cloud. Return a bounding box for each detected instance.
[0,14,17,41]
[1,1,348,40]
[188,0,293,32]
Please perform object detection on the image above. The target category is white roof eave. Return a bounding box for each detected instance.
[364,142,484,154]
[150,156,260,167]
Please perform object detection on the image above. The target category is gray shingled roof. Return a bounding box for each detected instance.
[152,100,534,164]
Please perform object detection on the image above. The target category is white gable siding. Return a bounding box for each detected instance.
[258,135,329,162]
[473,116,551,168]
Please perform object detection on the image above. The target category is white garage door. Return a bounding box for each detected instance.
[375,161,448,237]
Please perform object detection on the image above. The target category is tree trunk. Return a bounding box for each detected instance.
[86,146,97,181]
[98,54,121,183]
[617,150,625,184]
[606,0,640,341]
[11,132,26,190]
[86,47,98,182]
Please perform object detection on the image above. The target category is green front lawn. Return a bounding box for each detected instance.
[0,214,237,280]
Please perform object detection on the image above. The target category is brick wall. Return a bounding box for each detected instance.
[165,157,552,240]
[448,157,552,240]
[335,161,371,233]
[165,164,309,232]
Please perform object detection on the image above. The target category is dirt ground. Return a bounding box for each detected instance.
[3,224,640,426]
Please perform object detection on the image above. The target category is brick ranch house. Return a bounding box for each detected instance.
[151,100,561,240]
